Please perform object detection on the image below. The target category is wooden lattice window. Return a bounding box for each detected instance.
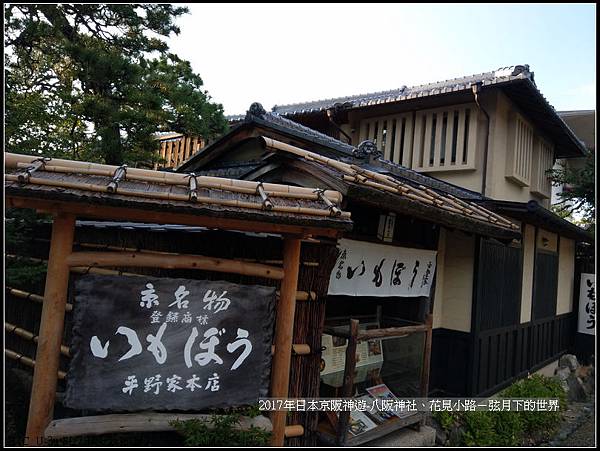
[411,105,478,172]
[506,114,534,186]
[531,137,554,198]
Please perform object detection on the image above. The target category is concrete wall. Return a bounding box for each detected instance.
[433,228,475,332]
[485,91,552,206]
[534,358,559,378]
[520,226,574,322]
[556,237,575,315]
[537,228,558,253]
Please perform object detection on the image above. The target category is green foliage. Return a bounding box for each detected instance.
[489,410,523,446]
[500,374,565,439]
[5,4,227,165]
[170,408,271,447]
[549,151,595,227]
[5,208,49,287]
[461,410,497,447]
[432,410,458,431]
[6,259,47,288]
[435,375,566,446]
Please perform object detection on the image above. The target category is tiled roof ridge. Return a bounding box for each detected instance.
[244,102,356,155]
[271,65,532,114]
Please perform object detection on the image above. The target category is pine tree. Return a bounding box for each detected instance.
[5,4,227,165]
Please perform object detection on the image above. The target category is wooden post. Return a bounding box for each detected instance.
[25,213,75,446]
[336,319,359,446]
[420,313,433,397]
[270,236,301,446]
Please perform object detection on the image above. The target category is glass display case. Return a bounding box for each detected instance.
[316,313,432,446]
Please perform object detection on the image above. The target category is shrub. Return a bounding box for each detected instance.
[170,409,271,447]
[490,410,523,446]
[434,374,565,446]
[461,410,497,446]
[499,374,565,441]
[432,410,458,431]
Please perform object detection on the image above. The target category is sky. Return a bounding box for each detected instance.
[167,3,596,116]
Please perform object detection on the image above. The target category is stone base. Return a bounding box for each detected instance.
[365,425,436,447]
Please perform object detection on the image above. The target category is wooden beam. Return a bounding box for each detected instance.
[336,319,359,446]
[66,251,284,280]
[43,414,303,440]
[420,314,433,397]
[44,413,273,439]
[6,196,346,239]
[357,324,429,341]
[25,213,75,445]
[269,236,301,446]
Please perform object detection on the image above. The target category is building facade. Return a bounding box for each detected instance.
[177,65,593,402]
[264,65,592,396]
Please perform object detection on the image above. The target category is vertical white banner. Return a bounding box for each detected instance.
[577,273,595,335]
[328,238,437,297]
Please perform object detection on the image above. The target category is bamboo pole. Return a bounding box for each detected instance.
[5,254,46,265]
[5,349,66,380]
[5,174,350,219]
[284,425,304,438]
[66,251,285,280]
[6,287,74,312]
[270,236,301,447]
[5,322,71,357]
[26,213,75,445]
[6,255,314,302]
[7,153,342,203]
[260,137,518,231]
[271,344,310,355]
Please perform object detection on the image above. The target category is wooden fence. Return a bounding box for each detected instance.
[155,134,206,169]
[471,313,575,396]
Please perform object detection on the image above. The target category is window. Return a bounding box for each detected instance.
[357,105,478,172]
[531,138,554,198]
[412,105,478,172]
[506,114,534,186]
[358,113,414,167]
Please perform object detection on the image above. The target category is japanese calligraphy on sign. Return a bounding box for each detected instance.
[64,274,276,411]
[328,239,437,297]
[577,273,595,336]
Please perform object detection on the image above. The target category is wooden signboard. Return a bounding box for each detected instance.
[65,274,276,411]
